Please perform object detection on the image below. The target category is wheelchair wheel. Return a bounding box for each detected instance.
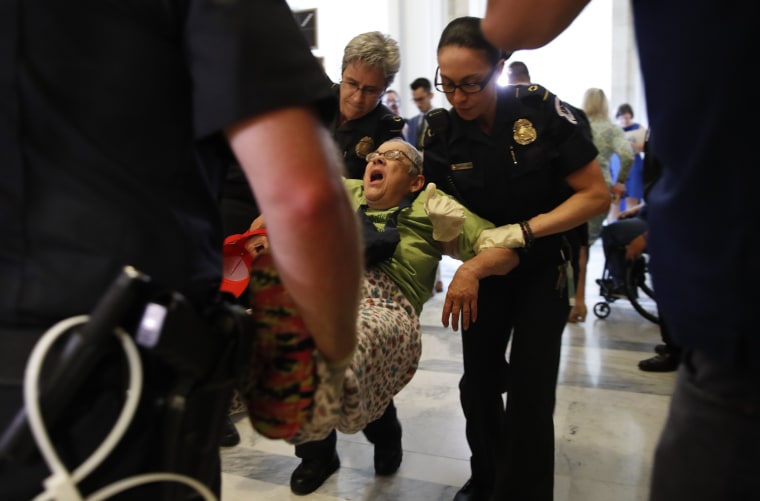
[624,256,659,324]
[593,301,611,319]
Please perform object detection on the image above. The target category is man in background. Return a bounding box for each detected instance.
[506,60,531,85]
[405,77,435,151]
[383,89,402,116]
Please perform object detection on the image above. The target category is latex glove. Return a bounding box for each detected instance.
[424,183,466,241]
[474,224,525,253]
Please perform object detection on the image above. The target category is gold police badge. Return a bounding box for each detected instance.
[355,136,375,159]
[513,118,537,145]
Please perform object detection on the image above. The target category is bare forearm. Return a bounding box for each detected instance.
[226,107,362,365]
[527,161,610,239]
[482,0,590,50]
[459,247,519,279]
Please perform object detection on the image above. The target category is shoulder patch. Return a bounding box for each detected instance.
[514,84,550,101]
[554,97,578,125]
[382,113,405,133]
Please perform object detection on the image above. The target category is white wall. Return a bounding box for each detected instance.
[287,0,391,82]
[286,0,646,125]
[490,2,613,107]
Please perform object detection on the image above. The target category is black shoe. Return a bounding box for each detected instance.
[220,416,240,447]
[638,353,679,372]
[374,438,402,475]
[290,453,340,495]
[654,344,668,355]
[454,478,489,501]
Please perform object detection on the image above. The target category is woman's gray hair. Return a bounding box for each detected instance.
[386,138,423,176]
[342,32,401,88]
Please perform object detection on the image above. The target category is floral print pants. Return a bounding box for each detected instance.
[289,268,422,444]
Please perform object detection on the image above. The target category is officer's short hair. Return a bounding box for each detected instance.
[342,32,401,88]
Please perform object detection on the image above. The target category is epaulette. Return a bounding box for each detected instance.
[513,84,551,102]
[381,113,406,133]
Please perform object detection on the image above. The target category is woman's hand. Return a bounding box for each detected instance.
[442,265,480,331]
[244,232,270,258]
[567,302,587,323]
[244,215,269,257]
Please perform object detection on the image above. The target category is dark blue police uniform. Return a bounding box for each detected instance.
[632,2,760,500]
[331,84,405,180]
[423,83,597,500]
[0,1,336,499]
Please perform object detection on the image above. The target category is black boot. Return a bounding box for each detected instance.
[373,421,402,475]
[364,401,403,475]
[290,452,340,495]
[291,431,340,495]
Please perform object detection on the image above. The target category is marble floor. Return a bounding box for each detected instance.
[220,241,675,501]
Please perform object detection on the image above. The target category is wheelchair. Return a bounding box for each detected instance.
[593,253,659,324]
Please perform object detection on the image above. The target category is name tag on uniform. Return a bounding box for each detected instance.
[451,162,473,171]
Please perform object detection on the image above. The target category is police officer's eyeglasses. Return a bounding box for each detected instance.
[366,149,421,175]
[340,79,385,99]
[434,66,497,94]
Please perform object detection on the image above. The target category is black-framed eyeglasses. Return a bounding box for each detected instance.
[340,79,385,99]
[434,66,497,94]
[366,149,421,175]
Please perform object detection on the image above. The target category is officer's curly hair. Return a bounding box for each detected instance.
[438,16,511,66]
[342,31,401,88]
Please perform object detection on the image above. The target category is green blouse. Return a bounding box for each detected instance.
[344,179,494,314]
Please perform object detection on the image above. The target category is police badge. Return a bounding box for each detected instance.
[355,136,375,159]
[513,118,537,145]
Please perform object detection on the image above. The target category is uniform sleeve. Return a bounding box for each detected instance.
[544,95,599,178]
[421,111,452,188]
[377,112,406,142]
[185,0,337,138]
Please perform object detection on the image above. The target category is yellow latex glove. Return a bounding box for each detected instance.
[424,183,466,242]
[474,224,525,253]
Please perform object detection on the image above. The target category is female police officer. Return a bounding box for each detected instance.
[422,17,609,501]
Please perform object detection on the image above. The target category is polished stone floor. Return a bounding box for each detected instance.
[220,241,674,500]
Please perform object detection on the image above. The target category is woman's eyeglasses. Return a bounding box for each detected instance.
[340,79,384,99]
[434,66,497,94]
[366,149,421,175]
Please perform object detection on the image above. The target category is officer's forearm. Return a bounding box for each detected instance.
[459,247,519,280]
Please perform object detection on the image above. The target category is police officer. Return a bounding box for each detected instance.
[423,17,609,501]
[331,31,405,181]
[288,31,406,496]
[0,1,363,499]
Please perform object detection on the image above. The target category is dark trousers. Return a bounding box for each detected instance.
[461,264,569,501]
[600,217,648,285]
[650,350,760,501]
[295,400,400,460]
[0,350,223,501]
